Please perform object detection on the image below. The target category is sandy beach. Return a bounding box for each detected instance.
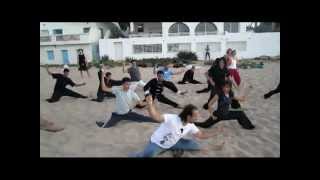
[40,61,280,157]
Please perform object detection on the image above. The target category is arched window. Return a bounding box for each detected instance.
[224,22,240,33]
[195,22,218,35]
[168,22,190,36]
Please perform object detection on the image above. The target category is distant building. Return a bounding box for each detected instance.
[99,22,280,60]
[40,22,114,64]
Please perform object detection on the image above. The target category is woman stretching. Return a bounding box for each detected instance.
[195,80,255,130]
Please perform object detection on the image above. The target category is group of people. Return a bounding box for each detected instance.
[41,48,280,157]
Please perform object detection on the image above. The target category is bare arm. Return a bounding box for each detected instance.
[233,82,252,102]
[100,70,112,92]
[137,100,148,107]
[74,82,86,87]
[145,95,164,123]
[46,65,53,75]
[153,64,156,74]
[194,126,223,140]
[208,94,218,118]
[122,62,128,73]
[172,68,185,75]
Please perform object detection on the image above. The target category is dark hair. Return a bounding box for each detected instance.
[106,72,112,77]
[63,68,69,73]
[179,104,198,123]
[157,70,164,75]
[222,80,232,88]
[226,48,232,54]
[122,77,131,84]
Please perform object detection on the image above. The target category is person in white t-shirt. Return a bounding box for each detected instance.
[131,95,224,157]
[96,70,158,128]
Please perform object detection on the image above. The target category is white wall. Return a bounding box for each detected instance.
[99,32,280,60]
[40,22,96,35]
[40,44,92,64]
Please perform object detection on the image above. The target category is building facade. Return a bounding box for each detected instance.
[40,22,114,64]
[99,22,280,60]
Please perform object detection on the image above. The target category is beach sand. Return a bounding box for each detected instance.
[40,61,280,157]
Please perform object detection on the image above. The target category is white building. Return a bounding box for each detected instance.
[40,22,115,64]
[99,22,280,60]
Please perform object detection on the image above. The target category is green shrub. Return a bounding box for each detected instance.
[177,51,198,61]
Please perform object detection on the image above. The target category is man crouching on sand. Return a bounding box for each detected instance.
[96,69,159,128]
[130,95,224,157]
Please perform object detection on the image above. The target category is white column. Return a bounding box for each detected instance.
[130,22,134,33]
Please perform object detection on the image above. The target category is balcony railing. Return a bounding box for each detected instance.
[56,34,80,41]
[129,33,162,38]
[40,36,51,42]
[40,34,89,44]
[168,32,190,36]
[195,31,220,36]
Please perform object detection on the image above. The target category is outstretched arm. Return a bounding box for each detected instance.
[153,64,158,74]
[172,67,185,75]
[145,95,164,123]
[234,82,252,102]
[74,82,86,87]
[122,62,128,73]
[100,70,112,92]
[207,94,218,118]
[46,65,53,75]
[194,126,223,140]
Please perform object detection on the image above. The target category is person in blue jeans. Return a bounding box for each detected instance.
[130,95,224,157]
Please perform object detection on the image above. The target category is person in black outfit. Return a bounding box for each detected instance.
[144,71,184,109]
[78,49,90,78]
[264,83,280,99]
[196,58,221,94]
[91,69,122,102]
[195,80,255,130]
[205,45,210,60]
[46,66,87,103]
[178,66,202,84]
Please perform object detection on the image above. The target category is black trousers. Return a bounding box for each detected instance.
[197,80,213,93]
[163,81,178,93]
[152,94,179,108]
[47,89,87,103]
[264,83,280,98]
[194,111,254,129]
[94,90,116,102]
[205,52,210,60]
[178,79,202,84]
[98,111,157,128]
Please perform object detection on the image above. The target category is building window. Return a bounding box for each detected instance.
[47,50,54,61]
[168,22,190,36]
[167,43,191,52]
[40,30,49,36]
[53,29,63,35]
[195,22,218,35]
[61,50,70,64]
[133,44,162,54]
[137,24,144,33]
[224,23,239,33]
[83,27,90,33]
[226,41,247,51]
